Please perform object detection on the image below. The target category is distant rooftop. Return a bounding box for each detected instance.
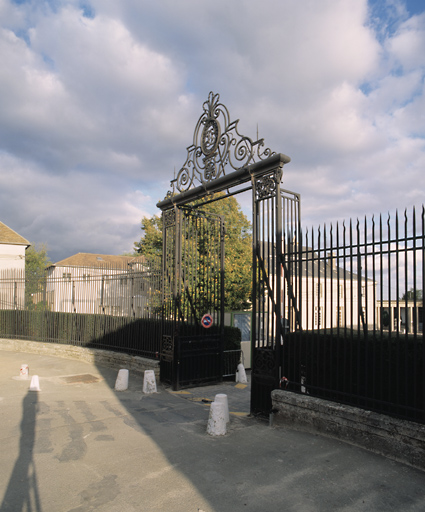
[50,253,146,269]
[0,221,30,246]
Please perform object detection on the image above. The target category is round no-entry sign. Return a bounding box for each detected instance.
[201,314,213,328]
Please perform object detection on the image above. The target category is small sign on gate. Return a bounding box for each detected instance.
[201,313,213,329]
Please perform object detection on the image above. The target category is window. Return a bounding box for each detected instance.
[338,306,344,326]
[83,274,90,282]
[314,306,322,327]
[316,283,322,299]
[63,273,71,282]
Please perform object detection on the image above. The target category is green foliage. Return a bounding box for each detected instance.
[26,243,51,278]
[196,193,252,311]
[134,215,163,258]
[134,194,253,311]
[402,288,423,300]
[25,244,51,310]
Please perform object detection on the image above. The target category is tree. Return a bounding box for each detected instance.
[195,194,252,311]
[25,244,51,310]
[402,288,423,300]
[134,194,252,311]
[134,215,163,258]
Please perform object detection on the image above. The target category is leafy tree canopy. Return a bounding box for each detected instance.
[134,215,163,258]
[25,244,51,310]
[26,243,51,278]
[401,288,423,300]
[195,193,252,310]
[134,193,252,310]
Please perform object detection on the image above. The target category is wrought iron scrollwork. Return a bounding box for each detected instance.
[163,209,176,228]
[161,335,174,356]
[166,92,276,196]
[254,168,283,201]
[253,349,277,376]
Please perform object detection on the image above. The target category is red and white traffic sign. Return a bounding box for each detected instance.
[201,313,213,328]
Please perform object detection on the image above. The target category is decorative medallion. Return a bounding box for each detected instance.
[201,118,220,156]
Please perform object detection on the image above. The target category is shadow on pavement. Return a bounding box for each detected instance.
[91,355,425,512]
[1,390,42,512]
[2,348,425,512]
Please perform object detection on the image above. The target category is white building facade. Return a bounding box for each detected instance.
[0,221,30,309]
[45,253,153,317]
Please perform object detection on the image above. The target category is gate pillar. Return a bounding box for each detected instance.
[251,164,284,415]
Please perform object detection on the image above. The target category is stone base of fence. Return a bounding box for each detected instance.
[271,390,425,471]
[0,338,159,377]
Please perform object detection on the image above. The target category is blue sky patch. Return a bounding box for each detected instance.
[80,2,95,19]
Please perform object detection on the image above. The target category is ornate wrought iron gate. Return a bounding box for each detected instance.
[250,185,301,414]
[157,92,294,413]
[159,206,225,389]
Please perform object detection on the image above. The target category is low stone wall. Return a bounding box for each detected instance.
[0,338,159,377]
[271,389,425,471]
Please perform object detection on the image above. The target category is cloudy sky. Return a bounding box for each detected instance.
[1,0,424,263]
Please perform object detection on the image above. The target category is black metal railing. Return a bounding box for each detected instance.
[0,260,163,359]
[281,206,425,423]
[0,260,242,377]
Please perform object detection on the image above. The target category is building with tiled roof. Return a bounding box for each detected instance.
[49,253,146,269]
[0,221,30,273]
[45,253,152,316]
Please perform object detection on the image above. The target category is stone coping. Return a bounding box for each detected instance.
[0,338,159,376]
[271,389,425,471]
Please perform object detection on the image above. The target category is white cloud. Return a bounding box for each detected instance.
[387,12,425,70]
[0,0,424,262]
[0,151,153,261]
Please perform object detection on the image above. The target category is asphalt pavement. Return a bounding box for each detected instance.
[1,349,424,512]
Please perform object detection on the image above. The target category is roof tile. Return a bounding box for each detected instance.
[51,253,146,269]
[0,222,30,246]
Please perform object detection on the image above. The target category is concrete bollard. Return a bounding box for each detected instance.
[143,370,157,394]
[207,401,227,436]
[236,363,248,384]
[29,375,41,392]
[215,393,230,423]
[20,364,29,379]
[115,369,129,391]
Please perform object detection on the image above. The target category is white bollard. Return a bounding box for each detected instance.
[115,369,129,391]
[207,401,227,436]
[143,370,157,394]
[29,375,41,392]
[20,364,29,379]
[215,393,230,423]
[236,363,248,384]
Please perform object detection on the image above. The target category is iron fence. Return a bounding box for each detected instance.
[0,259,242,373]
[0,260,163,358]
[223,349,243,377]
[282,206,425,423]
